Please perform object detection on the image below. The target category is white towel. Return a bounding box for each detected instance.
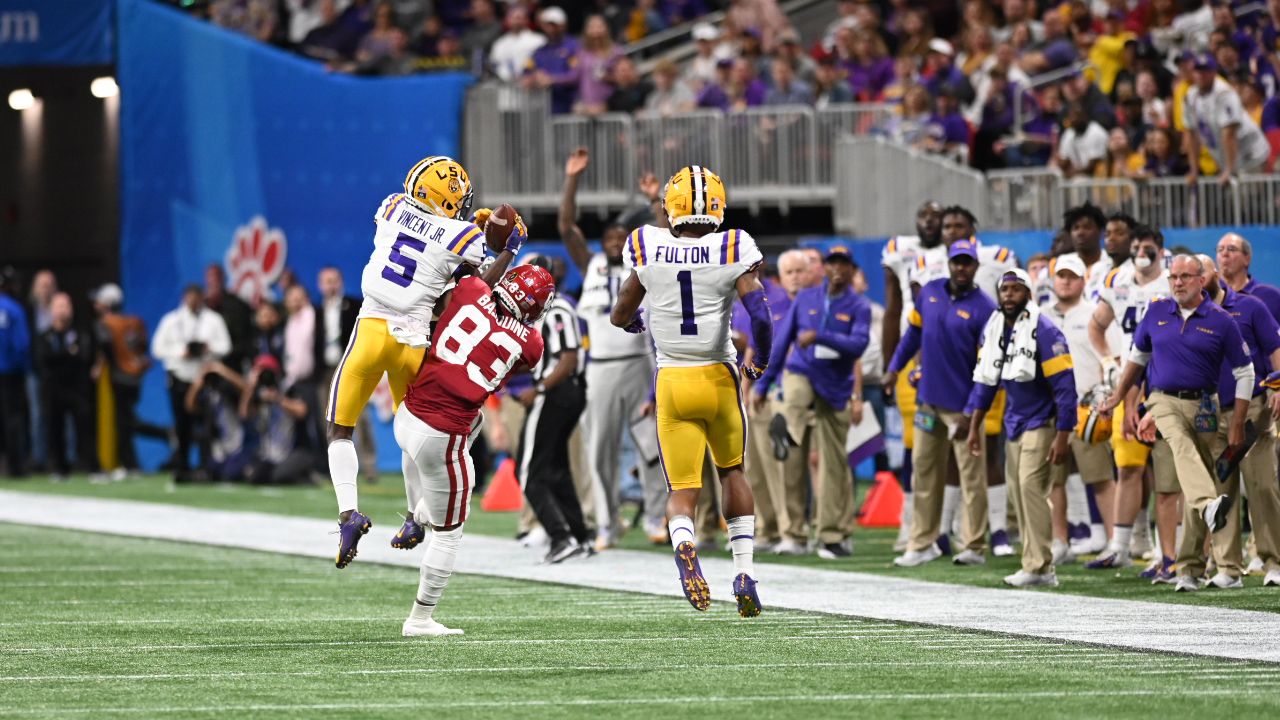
[973,304,1041,386]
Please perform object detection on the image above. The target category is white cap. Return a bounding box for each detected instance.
[539,6,567,25]
[928,38,955,56]
[1000,268,1033,290]
[692,23,718,41]
[94,283,123,307]
[1050,254,1087,279]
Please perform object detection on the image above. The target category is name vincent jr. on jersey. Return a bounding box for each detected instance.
[392,206,451,244]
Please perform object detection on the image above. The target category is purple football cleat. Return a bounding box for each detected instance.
[1143,557,1177,584]
[936,533,953,556]
[392,515,426,550]
[335,511,371,569]
[674,542,711,611]
[733,573,762,618]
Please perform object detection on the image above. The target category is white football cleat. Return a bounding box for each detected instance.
[1051,539,1076,565]
[773,539,809,556]
[1264,569,1280,587]
[1205,572,1243,589]
[1173,575,1200,592]
[1004,569,1059,588]
[952,549,986,566]
[1246,556,1264,575]
[894,543,942,567]
[403,617,464,637]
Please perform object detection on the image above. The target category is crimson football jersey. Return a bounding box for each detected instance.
[404,277,544,434]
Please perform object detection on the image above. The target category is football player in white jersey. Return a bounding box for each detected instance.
[1085,225,1173,571]
[331,156,526,568]
[558,147,669,549]
[609,165,773,618]
[908,206,1019,297]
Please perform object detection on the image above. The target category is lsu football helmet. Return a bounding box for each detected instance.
[663,165,726,229]
[404,156,473,220]
[1077,383,1114,444]
[495,265,556,324]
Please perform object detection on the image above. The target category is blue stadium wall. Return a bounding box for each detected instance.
[118,0,472,470]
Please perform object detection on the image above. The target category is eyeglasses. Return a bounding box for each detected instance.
[1169,274,1201,283]
[1217,245,1244,254]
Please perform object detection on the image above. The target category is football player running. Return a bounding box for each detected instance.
[609,166,774,618]
[396,264,553,636]
[329,156,526,569]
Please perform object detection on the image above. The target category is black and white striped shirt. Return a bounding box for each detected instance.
[534,298,584,383]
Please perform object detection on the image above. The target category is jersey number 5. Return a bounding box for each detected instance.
[435,305,522,391]
[382,234,425,288]
[677,270,698,336]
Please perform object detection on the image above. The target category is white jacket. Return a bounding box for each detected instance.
[151,306,232,382]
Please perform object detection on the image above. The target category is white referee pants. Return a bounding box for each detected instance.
[394,409,482,528]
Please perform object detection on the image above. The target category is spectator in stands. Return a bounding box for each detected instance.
[253,301,285,365]
[461,0,502,67]
[0,269,30,478]
[696,58,735,111]
[726,0,788,53]
[1105,126,1146,177]
[880,55,919,106]
[1263,93,1280,133]
[992,0,1043,44]
[1184,53,1271,180]
[959,26,995,77]
[924,84,972,158]
[211,0,277,42]
[739,28,772,80]
[623,0,666,43]
[25,269,55,471]
[814,56,854,107]
[1139,126,1190,177]
[298,0,362,61]
[354,2,400,62]
[966,41,1030,123]
[607,56,652,113]
[1019,9,1076,74]
[388,0,431,36]
[526,6,579,114]
[285,0,331,46]
[896,7,934,59]
[239,353,318,485]
[35,293,101,482]
[204,265,253,373]
[974,68,1014,170]
[347,28,419,74]
[337,0,375,38]
[489,4,545,82]
[643,58,696,116]
[883,84,936,148]
[153,285,232,482]
[1091,12,1137,96]
[1117,94,1150,150]
[1136,70,1168,126]
[822,0,860,53]
[776,29,817,88]
[685,23,724,89]
[661,0,709,28]
[566,14,625,115]
[765,58,814,106]
[435,0,471,29]
[960,0,996,34]
[845,29,895,101]
[1000,82,1060,167]
[1108,38,1140,102]
[416,28,469,72]
[923,40,968,101]
[410,13,443,57]
[27,270,55,335]
[729,57,769,110]
[1056,101,1110,177]
[92,284,152,480]
[1237,75,1266,127]
[1061,70,1116,129]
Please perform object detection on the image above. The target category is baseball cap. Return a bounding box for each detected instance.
[691,23,718,41]
[1177,49,1196,64]
[252,353,282,373]
[94,283,124,307]
[778,28,800,45]
[824,244,855,263]
[1000,268,1033,289]
[1051,254,1087,279]
[1193,52,1217,71]
[928,38,955,56]
[538,6,567,25]
[949,239,978,260]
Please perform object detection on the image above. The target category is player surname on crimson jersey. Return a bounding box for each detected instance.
[403,277,543,435]
[1097,263,1171,357]
[625,225,763,368]
[359,193,487,343]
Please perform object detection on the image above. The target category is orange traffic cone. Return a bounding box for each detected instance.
[481,458,524,512]
[856,471,904,528]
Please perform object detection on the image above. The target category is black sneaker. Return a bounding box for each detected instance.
[769,414,791,461]
[817,541,852,559]
[541,538,581,564]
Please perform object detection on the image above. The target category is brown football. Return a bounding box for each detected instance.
[485,204,518,253]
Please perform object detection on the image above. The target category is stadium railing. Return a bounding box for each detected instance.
[987,167,1063,231]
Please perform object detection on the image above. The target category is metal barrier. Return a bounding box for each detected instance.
[986,167,1062,231]
[834,136,988,237]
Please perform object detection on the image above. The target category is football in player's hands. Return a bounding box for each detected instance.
[485,204,518,254]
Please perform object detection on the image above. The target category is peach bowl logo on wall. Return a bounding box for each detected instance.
[226,216,287,304]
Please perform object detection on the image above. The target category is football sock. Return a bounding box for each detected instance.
[941,485,961,538]
[1133,507,1150,546]
[987,484,1008,534]
[1065,474,1088,526]
[402,450,423,516]
[1085,483,1103,524]
[1175,523,1183,550]
[899,492,914,533]
[899,453,913,493]
[669,515,695,551]
[1111,524,1133,555]
[726,515,755,576]
[417,524,464,617]
[328,439,360,513]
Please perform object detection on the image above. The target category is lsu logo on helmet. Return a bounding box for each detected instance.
[404,156,473,220]
[664,165,727,229]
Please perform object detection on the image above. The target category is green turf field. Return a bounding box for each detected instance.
[6,474,1279,614]
[3,522,1280,719]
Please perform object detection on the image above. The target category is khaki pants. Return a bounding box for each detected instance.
[911,403,988,553]
[1007,425,1057,574]
[781,372,854,545]
[745,395,782,542]
[1213,395,1280,575]
[1147,393,1232,578]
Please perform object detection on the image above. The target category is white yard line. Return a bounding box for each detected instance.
[5,491,1280,662]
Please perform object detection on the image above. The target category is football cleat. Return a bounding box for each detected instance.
[674,542,712,611]
[1173,575,1199,592]
[1205,571,1244,589]
[1142,557,1176,584]
[1004,569,1059,588]
[335,511,371,569]
[1051,538,1076,565]
[936,533,953,556]
[391,515,426,550]
[991,529,1016,557]
[894,543,943,567]
[403,616,465,637]
[734,573,763,618]
[1084,549,1133,570]
[953,549,986,566]
[541,538,582,565]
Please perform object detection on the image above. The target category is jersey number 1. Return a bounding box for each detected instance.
[677,270,698,336]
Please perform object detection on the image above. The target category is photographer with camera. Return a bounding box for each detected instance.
[152,285,231,482]
[238,353,316,485]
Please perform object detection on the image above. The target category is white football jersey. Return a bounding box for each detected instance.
[1097,264,1171,357]
[881,235,922,335]
[358,193,486,341]
[626,225,763,368]
[1041,298,1104,399]
[578,253,650,360]
[910,240,1018,297]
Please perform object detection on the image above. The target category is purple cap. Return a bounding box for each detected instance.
[824,244,854,263]
[949,239,978,260]
[1193,52,1217,70]
[1106,9,1125,21]
[1177,49,1196,64]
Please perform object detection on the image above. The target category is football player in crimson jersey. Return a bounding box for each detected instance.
[394,265,552,637]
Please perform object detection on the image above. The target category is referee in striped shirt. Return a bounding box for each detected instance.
[515,255,592,564]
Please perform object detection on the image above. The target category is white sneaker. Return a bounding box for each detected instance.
[773,539,809,556]
[1051,539,1076,565]
[109,467,128,482]
[518,526,549,548]
[1070,531,1107,556]
[402,617,464,637]
[953,549,986,566]
[1130,525,1153,559]
[1205,571,1244,589]
[1246,556,1264,575]
[894,543,942,567]
[1265,569,1280,587]
[755,540,778,554]
[1204,495,1234,534]
[1004,569,1059,587]
[1174,575,1200,592]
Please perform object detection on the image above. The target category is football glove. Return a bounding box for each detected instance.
[742,361,767,380]
[622,309,646,334]
[1262,371,1280,389]
[469,207,492,229]
[1100,356,1121,387]
[505,216,528,254]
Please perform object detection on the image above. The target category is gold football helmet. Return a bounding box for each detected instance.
[404,156,473,220]
[1076,384,1114,444]
[663,165,727,229]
